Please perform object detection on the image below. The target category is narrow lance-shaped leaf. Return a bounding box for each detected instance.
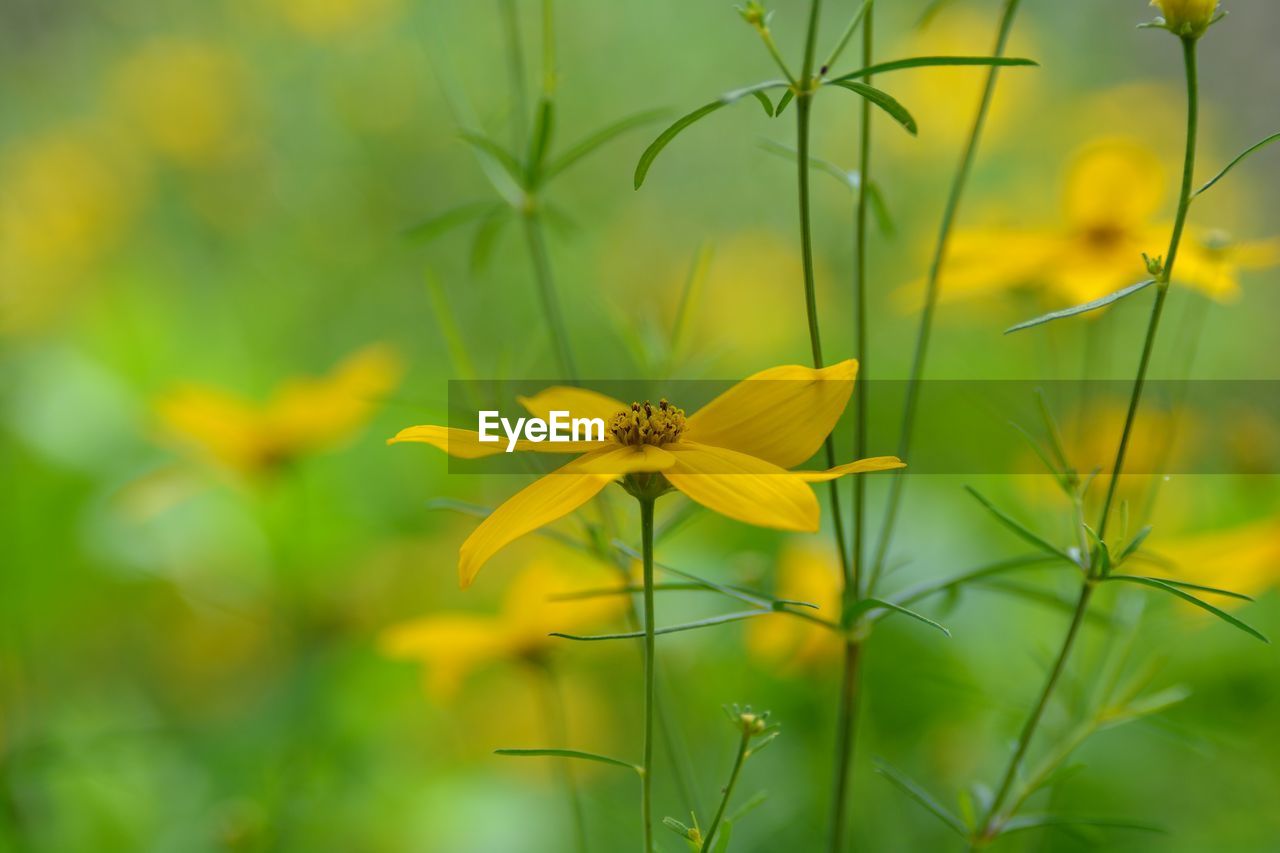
[774,88,795,117]
[405,201,499,243]
[524,97,555,187]
[827,80,918,135]
[470,207,512,272]
[543,107,669,180]
[551,609,772,641]
[846,597,951,636]
[459,130,525,187]
[1114,525,1153,564]
[1195,131,1280,198]
[1105,575,1268,643]
[494,748,642,774]
[634,80,788,188]
[875,761,969,838]
[1000,814,1164,837]
[965,486,1076,564]
[1005,279,1156,334]
[828,55,1038,85]
[751,90,774,117]
[1107,574,1253,602]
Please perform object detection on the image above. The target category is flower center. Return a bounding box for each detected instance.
[609,399,686,447]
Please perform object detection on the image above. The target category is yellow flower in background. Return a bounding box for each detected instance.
[1160,516,1280,599]
[746,542,842,669]
[1172,231,1280,302]
[1150,0,1221,38]
[158,344,402,478]
[899,139,1277,312]
[111,39,250,168]
[0,124,145,334]
[381,555,624,699]
[271,0,402,39]
[391,360,904,587]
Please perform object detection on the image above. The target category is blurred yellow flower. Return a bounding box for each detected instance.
[1161,516,1280,598]
[380,555,624,699]
[111,39,250,168]
[0,124,145,333]
[272,0,402,39]
[391,360,903,587]
[746,542,841,669]
[157,343,402,478]
[898,138,1278,311]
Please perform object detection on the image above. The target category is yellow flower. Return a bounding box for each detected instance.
[0,124,145,333]
[390,360,904,587]
[899,138,1277,311]
[1150,0,1220,38]
[272,0,402,39]
[111,39,250,168]
[1161,516,1280,599]
[380,555,625,699]
[746,542,842,669]
[157,344,402,477]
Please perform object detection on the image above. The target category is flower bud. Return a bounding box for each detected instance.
[736,1,768,31]
[1149,0,1221,39]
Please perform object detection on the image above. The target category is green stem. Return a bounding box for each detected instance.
[499,0,528,148]
[868,0,1023,592]
[522,212,580,381]
[1097,36,1198,542]
[700,727,752,852]
[977,581,1095,840]
[640,497,657,853]
[978,35,1199,843]
[829,8,874,850]
[540,0,556,97]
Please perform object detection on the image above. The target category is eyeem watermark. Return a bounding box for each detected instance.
[478,410,605,452]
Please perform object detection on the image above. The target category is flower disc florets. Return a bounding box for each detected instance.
[610,399,686,447]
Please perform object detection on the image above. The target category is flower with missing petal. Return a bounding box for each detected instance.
[390,360,903,587]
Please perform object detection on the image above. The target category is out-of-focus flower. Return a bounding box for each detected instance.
[271,0,402,39]
[390,361,903,587]
[0,124,145,333]
[898,139,1277,312]
[380,555,624,699]
[157,344,402,478]
[1161,516,1280,598]
[1148,0,1221,39]
[111,39,251,168]
[746,542,841,669]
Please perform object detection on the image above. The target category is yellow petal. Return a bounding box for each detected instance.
[459,455,614,587]
[574,443,674,475]
[379,614,507,700]
[664,443,819,532]
[684,361,857,469]
[518,386,627,422]
[1063,139,1164,232]
[388,424,603,457]
[794,456,906,482]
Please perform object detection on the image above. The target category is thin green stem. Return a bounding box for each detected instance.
[700,728,752,852]
[977,581,1095,840]
[499,0,528,148]
[540,0,556,97]
[869,0,1023,592]
[828,7,874,849]
[1096,37,1199,541]
[522,212,580,380]
[640,497,657,853]
[821,0,872,75]
[800,0,824,83]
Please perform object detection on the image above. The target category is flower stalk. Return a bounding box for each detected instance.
[639,495,658,853]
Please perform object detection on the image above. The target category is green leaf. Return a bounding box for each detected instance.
[404,201,499,244]
[712,818,734,853]
[1114,525,1152,565]
[469,207,512,272]
[459,130,525,186]
[828,55,1038,85]
[1005,279,1156,334]
[891,554,1062,608]
[1034,389,1071,475]
[1001,814,1163,837]
[847,598,951,637]
[1107,574,1253,602]
[774,88,795,116]
[875,761,969,838]
[1195,131,1280,197]
[866,179,895,236]
[634,81,787,189]
[726,790,768,823]
[827,80,918,135]
[550,609,772,641]
[1105,576,1268,643]
[964,487,1076,564]
[543,108,668,180]
[494,748,641,774]
[524,97,555,187]
[751,90,774,117]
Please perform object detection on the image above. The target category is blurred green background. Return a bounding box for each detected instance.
[2,0,1278,850]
